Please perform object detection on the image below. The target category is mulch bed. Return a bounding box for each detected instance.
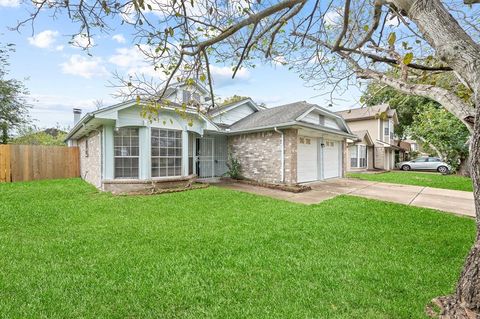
[118,183,210,196]
[220,177,311,193]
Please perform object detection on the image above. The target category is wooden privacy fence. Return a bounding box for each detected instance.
[0,145,80,183]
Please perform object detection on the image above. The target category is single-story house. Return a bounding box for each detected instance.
[66,82,356,192]
[337,104,400,171]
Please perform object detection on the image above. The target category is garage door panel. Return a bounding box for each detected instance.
[324,140,340,179]
[297,136,318,183]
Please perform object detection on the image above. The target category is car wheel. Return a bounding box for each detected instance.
[437,166,449,174]
[401,165,411,171]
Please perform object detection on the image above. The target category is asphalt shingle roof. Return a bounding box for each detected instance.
[352,130,369,139]
[206,98,252,116]
[229,101,314,131]
[336,104,394,121]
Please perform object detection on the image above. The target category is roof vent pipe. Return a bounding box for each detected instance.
[73,108,82,125]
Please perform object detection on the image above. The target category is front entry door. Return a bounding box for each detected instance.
[196,137,214,178]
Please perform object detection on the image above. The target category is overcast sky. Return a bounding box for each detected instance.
[0,1,363,130]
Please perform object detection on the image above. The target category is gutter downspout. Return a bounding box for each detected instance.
[274,127,285,183]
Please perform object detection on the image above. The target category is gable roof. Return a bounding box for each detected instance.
[228,101,354,137]
[337,104,397,122]
[65,99,218,141]
[352,130,374,145]
[207,98,260,118]
[229,101,313,131]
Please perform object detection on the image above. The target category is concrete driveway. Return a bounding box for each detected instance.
[217,179,475,217]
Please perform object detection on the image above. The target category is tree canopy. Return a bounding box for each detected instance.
[0,43,30,144]
[361,79,471,172]
[10,127,68,146]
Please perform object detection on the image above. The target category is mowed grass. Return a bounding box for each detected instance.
[0,179,475,318]
[348,171,473,192]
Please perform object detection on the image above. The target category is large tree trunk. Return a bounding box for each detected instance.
[432,95,480,318]
[458,156,471,177]
[0,123,8,144]
[387,0,480,317]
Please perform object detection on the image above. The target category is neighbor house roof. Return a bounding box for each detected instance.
[352,130,374,145]
[398,140,412,152]
[336,104,396,121]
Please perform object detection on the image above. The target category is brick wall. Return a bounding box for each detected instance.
[228,129,298,184]
[283,129,298,184]
[78,130,102,188]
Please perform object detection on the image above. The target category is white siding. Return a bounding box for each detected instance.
[212,104,256,125]
[324,117,341,130]
[302,113,320,125]
[166,87,207,104]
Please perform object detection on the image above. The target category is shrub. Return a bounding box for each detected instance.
[225,154,242,179]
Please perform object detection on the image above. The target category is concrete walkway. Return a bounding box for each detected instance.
[217,179,475,217]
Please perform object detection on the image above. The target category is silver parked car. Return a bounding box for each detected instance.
[396,157,451,173]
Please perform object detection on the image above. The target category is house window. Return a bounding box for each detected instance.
[349,145,367,168]
[384,120,389,141]
[151,128,182,177]
[359,145,367,167]
[182,90,192,104]
[114,128,139,178]
[319,114,325,126]
[85,138,89,157]
[192,93,200,102]
[349,146,357,167]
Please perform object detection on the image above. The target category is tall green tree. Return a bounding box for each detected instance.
[0,43,30,144]
[361,80,471,174]
[361,82,438,139]
[10,126,67,146]
[410,106,470,172]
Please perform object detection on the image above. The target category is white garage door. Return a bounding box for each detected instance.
[297,136,318,183]
[324,140,341,179]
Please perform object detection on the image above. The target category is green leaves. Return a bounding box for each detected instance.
[388,32,396,46]
[403,52,413,65]
[101,0,110,14]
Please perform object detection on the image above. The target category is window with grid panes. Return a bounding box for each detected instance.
[114,128,139,178]
[151,128,182,177]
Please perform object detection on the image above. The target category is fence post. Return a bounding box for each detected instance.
[0,145,12,182]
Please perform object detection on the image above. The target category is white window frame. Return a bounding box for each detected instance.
[114,127,140,179]
[383,120,390,141]
[349,144,367,168]
[182,90,192,104]
[151,128,183,178]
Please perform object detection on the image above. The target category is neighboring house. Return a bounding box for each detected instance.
[337,104,400,171]
[66,82,355,192]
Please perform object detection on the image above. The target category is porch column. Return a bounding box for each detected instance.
[102,125,114,180]
[182,127,189,176]
[139,127,150,180]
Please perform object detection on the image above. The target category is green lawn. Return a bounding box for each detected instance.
[0,179,475,318]
[348,171,473,192]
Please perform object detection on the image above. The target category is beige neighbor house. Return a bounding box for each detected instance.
[336,104,400,171]
[66,82,356,193]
